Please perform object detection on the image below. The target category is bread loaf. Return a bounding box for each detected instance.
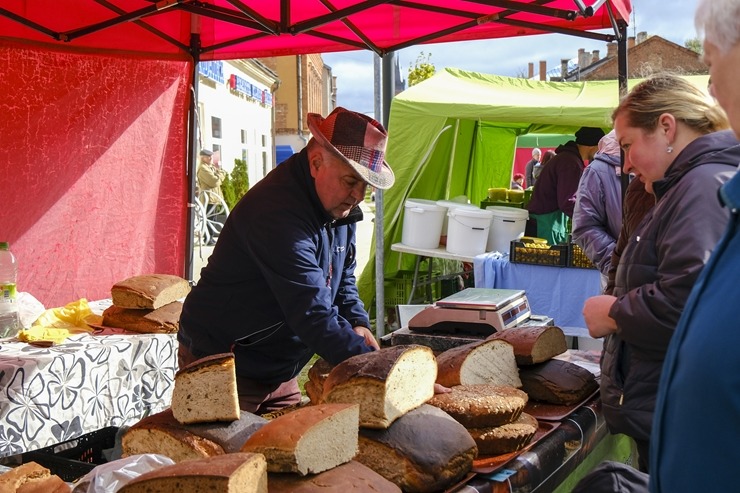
[111,274,191,310]
[267,461,401,492]
[467,412,538,456]
[0,462,51,492]
[519,359,599,405]
[427,384,528,428]
[241,403,359,475]
[305,358,333,404]
[16,475,70,493]
[322,345,437,429]
[172,353,241,424]
[489,326,567,365]
[122,408,267,461]
[355,404,477,493]
[435,339,522,388]
[102,301,181,334]
[117,453,267,493]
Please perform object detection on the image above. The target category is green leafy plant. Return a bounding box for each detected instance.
[407,51,436,87]
[221,158,250,211]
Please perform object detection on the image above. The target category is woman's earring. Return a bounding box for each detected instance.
[666,146,673,153]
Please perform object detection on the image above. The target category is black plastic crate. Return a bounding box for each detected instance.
[568,242,597,269]
[21,426,118,482]
[509,240,568,267]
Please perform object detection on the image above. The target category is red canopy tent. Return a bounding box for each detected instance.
[0,0,630,307]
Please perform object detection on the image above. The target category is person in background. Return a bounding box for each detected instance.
[196,148,227,201]
[179,107,395,414]
[524,147,541,188]
[510,173,525,190]
[650,1,740,490]
[532,149,555,185]
[582,73,739,473]
[526,127,604,244]
[572,130,623,285]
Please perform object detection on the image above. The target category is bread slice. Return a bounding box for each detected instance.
[435,339,522,388]
[0,462,51,492]
[467,412,538,456]
[427,384,528,428]
[489,326,567,365]
[322,345,437,429]
[111,274,191,310]
[355,404,477,493]
[117,453,267,493]
[102,301,182,334]
[241,403,359,475]
[121,408,267,462]
[172,353,240,424]
[268,461,401,492]
[519,359,598,405]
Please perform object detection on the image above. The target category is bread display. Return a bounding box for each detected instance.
[122,408,267,461]
[355,404,477,493]
[435,339,522,388]
[117,453,267,493]
[519,359,599,405]
[467,412,538,456]
[241,403,359,475]
[267,461,401,493]
[427,384,528,428]
[102,301,182,334]
[321,345,437,429]
[111,274,191,310]
[172,353,241,424]
[489,326,567,365]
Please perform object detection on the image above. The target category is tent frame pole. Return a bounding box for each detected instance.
[185,32,201,282]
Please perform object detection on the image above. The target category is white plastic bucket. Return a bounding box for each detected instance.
[446,208,494,256]
[401,199,447,249]
[436,200,480,243]
[486,206,529,254]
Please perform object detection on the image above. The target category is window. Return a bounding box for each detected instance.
[211,116,222,139]
[261,134,267,147]
[262,151,269,176]
[241,129,248,144]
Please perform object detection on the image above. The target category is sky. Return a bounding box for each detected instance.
[322,0,701,115]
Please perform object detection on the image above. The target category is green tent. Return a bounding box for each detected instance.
[358,68,710,316]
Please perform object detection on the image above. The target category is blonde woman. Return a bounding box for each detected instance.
[582,73,739,472]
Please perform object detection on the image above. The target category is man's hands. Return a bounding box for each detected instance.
[353,326,380,350]
[582,295,618,338]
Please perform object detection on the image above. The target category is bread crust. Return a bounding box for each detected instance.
[488,326,567,365]
[268,461,401,493]
[427,384,528,428]
[111,274,191,310]
[519,359,598,405]
[102,301,181,333]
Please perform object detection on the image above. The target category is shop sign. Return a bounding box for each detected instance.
[199,61,224,84]
[229,74,253,96]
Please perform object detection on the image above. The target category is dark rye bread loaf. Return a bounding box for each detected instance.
[111,274,191,310]
[117,453,267,493]
[172,353,241,424]
[268,461,401,493]
[435,339,522,388]
[488,326,568,365]
[121,408,267,462]
[518,359,599,405]
[322,345,437,429]
[355,404,477,493]
[468,412,538,456]
[102,301,182,334]
[427,384,528,428]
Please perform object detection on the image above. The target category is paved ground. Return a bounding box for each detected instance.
[192,200,376,283]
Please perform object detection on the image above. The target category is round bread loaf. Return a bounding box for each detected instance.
[467,412,538,456]
[427,384,528,428]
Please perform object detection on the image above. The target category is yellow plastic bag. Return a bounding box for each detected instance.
[17,298,103,344]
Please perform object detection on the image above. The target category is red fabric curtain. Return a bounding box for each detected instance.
[0,40,190,308]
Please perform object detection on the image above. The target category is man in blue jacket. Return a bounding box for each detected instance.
[178,107,395,414]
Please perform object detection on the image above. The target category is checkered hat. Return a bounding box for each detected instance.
[307,107,395,190]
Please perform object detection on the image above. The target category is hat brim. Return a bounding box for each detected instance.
[308,114,395,190]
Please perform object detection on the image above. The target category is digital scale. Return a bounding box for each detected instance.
[408,288,533,335]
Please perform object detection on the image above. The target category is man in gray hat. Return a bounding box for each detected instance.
[526,126,605,245]
[179,107,395,414]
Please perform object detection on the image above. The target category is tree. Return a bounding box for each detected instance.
[685,37,703,55]
[221,158,249,211]
[407,51,436,87]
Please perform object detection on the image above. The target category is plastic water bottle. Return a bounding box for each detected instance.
[0,241,19,338]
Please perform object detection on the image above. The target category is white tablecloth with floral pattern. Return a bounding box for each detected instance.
[0,318,177,457]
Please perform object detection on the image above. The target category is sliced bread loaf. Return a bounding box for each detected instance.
[355,404,477,493]
[117,453,267,493]
[111,274,191,310]
[488,326,567,365]
[172,353,240,424]
[435,339,522,388]
[241,403,359,475]
[322,345,437,429]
